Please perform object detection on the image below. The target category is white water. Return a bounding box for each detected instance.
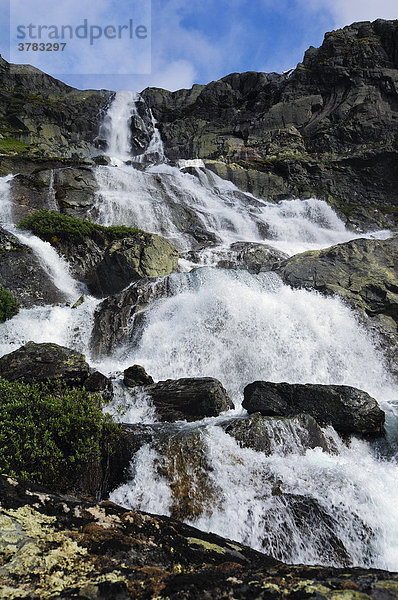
[0,175,80,302]
[93,163,390,259]
[99,91,164,164]
[106,268,396,408]
[1,92,398,571]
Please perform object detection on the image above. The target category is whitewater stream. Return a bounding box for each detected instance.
[0,91,397,570]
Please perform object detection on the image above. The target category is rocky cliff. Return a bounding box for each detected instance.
[0,56,112,164]
[142,19,398,229]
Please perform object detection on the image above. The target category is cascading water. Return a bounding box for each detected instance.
[99,90,164,165]
[92,159,390,263]
[0,175,100,357]
[1,91,397,571]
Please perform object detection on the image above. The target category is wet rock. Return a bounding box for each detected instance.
[88,233,179,297]
[225,413,335,455]
[52,229,110,283]
[216,241,288,272]
[0,226,66,307]
[84,370,113,403]
[91,277,171,357]
[106,424,156,495]
[145,377,234,422]
[0,341,91,387]
[243,381,385,436]
[155,427,221,521]
[92,154,112,165]
[1,475,397,599]
[124,364,154,387]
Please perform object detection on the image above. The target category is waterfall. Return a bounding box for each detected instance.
[99,91,165,164]
[92,163,390,260]
[0,175,99,357]
[1,91,398,572]
[107,268,396,406]
[0,176,80,302]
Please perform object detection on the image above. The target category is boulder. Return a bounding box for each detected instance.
[276,237,398,320]
[216,241,288,272]
[154,427,218,521]
[123,364,154,387]
[145,377,234,422]
[0,226,66,307]
[225,413,335,455]
[243,381,385,436]
[91,277,170,357]
[0,342,111,395]
[88,233,179,297]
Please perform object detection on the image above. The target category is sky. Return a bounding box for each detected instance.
[0,0,397,92]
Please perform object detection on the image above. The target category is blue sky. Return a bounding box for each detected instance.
[0,0,397,92]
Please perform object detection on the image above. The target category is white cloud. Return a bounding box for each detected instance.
[302,0,397,28]
[150,59,197,90]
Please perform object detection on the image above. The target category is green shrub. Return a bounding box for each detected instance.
[0,378,120,489]
[0,285,19,323]
[18,210,142,243]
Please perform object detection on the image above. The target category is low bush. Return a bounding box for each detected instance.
[18,210,142,243]
[0,285,19,322]
[0,378,120,489]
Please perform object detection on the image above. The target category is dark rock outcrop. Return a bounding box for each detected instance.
[88,233,179,297]
[143,19,398,229]
[277,237,398,318]
[1,475,397,599]
[145,377,234,422]
[243,381,385,436]
[0,226,65,307]
[0,341,108,392]
[124,364,154,387]
[91,277,170,357]
[225,413,335,455]
[0,57,112,159]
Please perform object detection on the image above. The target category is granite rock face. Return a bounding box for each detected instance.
[0,56,112,159]
[143,19,398,229]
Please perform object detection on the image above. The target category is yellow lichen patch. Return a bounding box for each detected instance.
[0,504,128,599]
[328,592,372,600]
[85,506,122,529]
[375,581,398,594]
[292,581,372,600]
[187,537,226,554]
[226,542,242,552]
